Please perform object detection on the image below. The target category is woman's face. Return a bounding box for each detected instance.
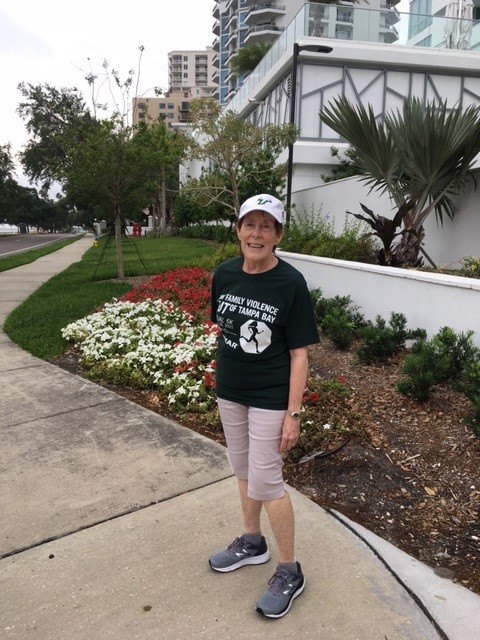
[237,211,283,264]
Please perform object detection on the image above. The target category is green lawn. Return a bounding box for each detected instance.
[3,235,216,360]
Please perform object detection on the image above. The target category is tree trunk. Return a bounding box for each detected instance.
[160,167,167,231]
[114,205,125,280]
[394,227,424,267]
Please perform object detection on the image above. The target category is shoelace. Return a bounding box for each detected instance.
[227,536,246,552]
[267,570,294,595]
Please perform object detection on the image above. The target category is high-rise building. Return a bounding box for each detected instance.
[168,47,217,94]
[212,1,402,105]
[132,47,218,129]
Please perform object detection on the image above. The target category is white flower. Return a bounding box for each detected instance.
[62,297,217,413]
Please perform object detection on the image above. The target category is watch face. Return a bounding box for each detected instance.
[290,411,300,420]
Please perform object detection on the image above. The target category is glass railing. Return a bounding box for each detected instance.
[226,1,479,113]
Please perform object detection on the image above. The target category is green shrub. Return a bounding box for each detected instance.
[197,242,241,270]
[281,209,377,263]
[459,256,480,279]
[310,289,365,326]
[431,327,479,382]
[460,357,480,400]
[357,312,426,364]
[319,379,352,397]
[398,328,479,406]
[178,223,235,243]
[310,289,367,349]
[322,308,356,350]
[397,342,451,401]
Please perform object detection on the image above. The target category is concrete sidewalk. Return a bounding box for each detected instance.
[0,236,478,640]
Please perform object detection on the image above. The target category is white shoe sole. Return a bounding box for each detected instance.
[210,549,270,573]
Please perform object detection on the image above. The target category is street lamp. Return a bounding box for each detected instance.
[285,43,333,227]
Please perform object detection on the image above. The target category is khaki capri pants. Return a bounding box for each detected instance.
[217,398,287,501]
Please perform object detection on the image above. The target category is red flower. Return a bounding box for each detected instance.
[120,267,212,322]
[338,375,347,384]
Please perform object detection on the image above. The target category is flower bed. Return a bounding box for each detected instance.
[62,268,219,412]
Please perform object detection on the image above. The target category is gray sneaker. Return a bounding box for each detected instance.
[255,562,305,618]
[209,535,270,573]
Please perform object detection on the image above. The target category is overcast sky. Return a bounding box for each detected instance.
[1,0,215,185]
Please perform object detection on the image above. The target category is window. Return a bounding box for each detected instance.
[409,0,432,37]
[183,55,188,61]
[159,103,166,109]
[183,73,188,78]
[167,103,174,109]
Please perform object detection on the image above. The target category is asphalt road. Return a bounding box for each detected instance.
[0,233,80,258]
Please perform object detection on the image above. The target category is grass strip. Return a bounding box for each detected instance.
[0,235,83,272]
[3,236,216,360]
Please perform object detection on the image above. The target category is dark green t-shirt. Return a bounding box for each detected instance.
[211,256,320,409]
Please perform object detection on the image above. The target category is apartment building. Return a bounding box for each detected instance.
[132,47,218,128]
[407,0,480,49]
[132,91,193,128]
[168,47,217,93]
[212,0,402,104]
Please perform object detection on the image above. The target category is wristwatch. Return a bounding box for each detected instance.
[288,410,301,420]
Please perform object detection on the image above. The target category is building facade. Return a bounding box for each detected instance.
[168,47,217,93]
[212,0,402,104]
[132,48,217,128]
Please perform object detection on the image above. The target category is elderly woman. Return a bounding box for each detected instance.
[209,194,320,618]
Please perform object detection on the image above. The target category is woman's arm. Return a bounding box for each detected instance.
[279,347,309,453]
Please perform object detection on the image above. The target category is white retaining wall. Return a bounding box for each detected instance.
[278,251,480,345]
[292,168,480,267]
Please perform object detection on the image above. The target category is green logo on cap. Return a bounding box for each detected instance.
[257,197,272,205]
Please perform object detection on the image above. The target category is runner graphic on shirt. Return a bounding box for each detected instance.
[239,320,272,354]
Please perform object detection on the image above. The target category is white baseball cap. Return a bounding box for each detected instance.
[238,194,285,225]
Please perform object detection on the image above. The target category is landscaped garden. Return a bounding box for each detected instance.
[3,232,479,595]
[33,235,477,597]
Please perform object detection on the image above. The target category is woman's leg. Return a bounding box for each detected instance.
[238,478,262,534]
[247,407,295,562]
[217,399,263,534]
[263,492,295,564]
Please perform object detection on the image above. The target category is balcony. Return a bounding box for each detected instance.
[226,30,238,47]
[381,7,400,27]
[245,22,284,44]
[213,20,220,36]
[226,1,480,111]
[246,3,286,26]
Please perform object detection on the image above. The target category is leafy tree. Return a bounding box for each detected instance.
[182,97,296,223]
[17,83,99,197]
[16,72,182,279]
[321,97,480,266]
[321,146,358,183]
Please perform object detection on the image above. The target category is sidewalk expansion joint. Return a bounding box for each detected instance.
[328,509,449,640]
[3,397,124,429]
[0,475,233,562]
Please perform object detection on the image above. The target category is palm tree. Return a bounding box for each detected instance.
[321,96,480,266]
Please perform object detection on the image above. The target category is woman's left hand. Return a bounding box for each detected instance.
[280,416,300,453]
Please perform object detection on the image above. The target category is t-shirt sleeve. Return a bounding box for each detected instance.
[284,277,320,349]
